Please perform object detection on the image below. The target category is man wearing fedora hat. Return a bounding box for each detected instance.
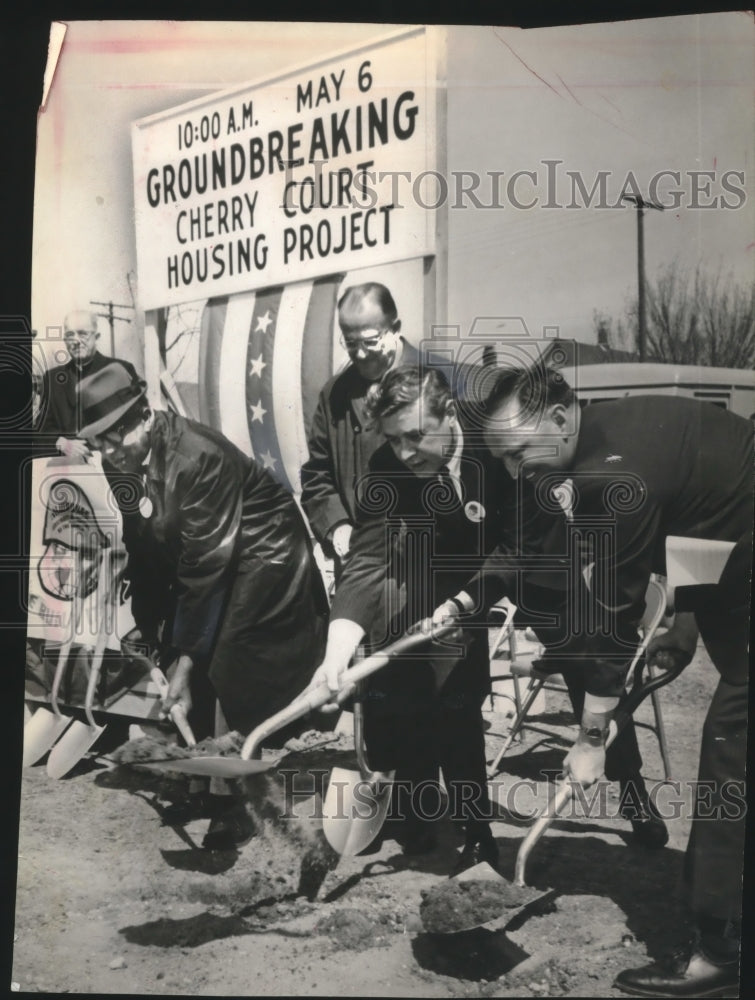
[78,362,329,849]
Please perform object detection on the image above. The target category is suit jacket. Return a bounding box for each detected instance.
[300,340,481,550]
[480,395,754,696]
[34,351,139,457]
[300,340,420,547]
[112,411,327,693]
[330,421,516,703]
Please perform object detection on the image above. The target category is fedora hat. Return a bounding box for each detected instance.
[77,362,147,440]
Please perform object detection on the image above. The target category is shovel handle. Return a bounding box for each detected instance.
[513,651,689,885]
[83,549,114,728]
[50,593,82,715]
[240,620,455,761]
[514,781,574,886]
[149,667,197,748]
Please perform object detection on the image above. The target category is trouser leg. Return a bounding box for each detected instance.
[682,677,747,925]
[683,530,751,929]
[437,697,491,840]
[363,694,440,830]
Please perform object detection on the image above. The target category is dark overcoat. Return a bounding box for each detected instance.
[113,410,328,733]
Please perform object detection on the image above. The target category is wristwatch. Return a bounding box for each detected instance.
[580,725,609,747]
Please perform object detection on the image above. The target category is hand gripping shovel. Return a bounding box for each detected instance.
[23,597,81,767]
[116,636,198,748]
[46,550,114,778]
[321,688,396,856]
[139,622,456,780]
[149,665,197,748]
[421,650,689,935]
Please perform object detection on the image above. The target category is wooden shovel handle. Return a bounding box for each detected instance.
[240,621,456,761]
[148,667,197,747]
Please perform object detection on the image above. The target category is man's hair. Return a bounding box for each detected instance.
[364,365,451,424]
[337,282,398,325]
[483,365,575,423]
[63,309,99,332]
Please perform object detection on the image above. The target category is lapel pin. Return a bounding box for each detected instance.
[464,500,485,522]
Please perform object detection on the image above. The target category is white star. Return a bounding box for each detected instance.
[260,450,277,470]
[249,400,267,423]
[255,310,273,334]
[249,353,266,378]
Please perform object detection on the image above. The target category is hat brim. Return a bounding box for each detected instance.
[77,391,146,441]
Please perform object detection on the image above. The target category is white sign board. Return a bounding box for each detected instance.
[132,26,437,309]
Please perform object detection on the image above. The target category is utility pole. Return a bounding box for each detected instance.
[622,194,665,362]
[90,300,134,356]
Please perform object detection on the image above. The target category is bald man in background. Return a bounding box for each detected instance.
[33,309,139,459]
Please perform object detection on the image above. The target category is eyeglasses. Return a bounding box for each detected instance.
[64,329,97,342]
[339,328,393,354]
[87,416,138,450]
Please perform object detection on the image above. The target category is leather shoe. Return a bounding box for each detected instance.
[614,944,739,997]
[202,800,256,851]
[451,835,499,876]
[620,793,669,849]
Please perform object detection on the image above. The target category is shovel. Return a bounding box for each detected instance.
[421,649,689,935]
[139,622,457,779]
[22,596,81,767]
[46,550,114,778]
[321,688,396,856]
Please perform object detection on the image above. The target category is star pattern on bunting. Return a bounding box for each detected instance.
[249,400,267,423]
[249,354,266,378]
[260,450,277,470]
[255,311,273,334]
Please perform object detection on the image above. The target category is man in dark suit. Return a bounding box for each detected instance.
[77,362,328,850]
[440,366,751,997]
[308,365,517,872]
[34,309,139,458]
[301,282,412,570]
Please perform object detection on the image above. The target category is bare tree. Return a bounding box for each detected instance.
[594,263,755,369]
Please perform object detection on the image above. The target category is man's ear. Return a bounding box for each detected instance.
[445,399,457,424]
[393,319,402,334]
[550,403,568,430]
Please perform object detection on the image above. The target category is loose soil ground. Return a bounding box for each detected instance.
[13,638,739,997]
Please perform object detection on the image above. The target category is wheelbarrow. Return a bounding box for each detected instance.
[420,648,689,934]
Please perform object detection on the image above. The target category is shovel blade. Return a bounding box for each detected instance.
[46,720,107,779]
[139,755,275,778]
[23,708,74,767]
[322,766,395,856]
[421,862,553,934]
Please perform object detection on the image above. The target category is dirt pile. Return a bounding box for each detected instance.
[420,879,540,934]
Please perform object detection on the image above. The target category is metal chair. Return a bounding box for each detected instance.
[487,597,571,746]
[487,576,673,780]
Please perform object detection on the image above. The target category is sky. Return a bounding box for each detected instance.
[31,16,754,365]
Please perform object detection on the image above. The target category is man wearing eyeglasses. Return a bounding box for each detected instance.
[301,283,413,572]
[33,309,139,459]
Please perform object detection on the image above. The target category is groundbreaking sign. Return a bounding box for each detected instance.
[132,26,437,308]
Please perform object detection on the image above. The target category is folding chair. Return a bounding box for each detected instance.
[487,597,570,743]
[487,576,673,780]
